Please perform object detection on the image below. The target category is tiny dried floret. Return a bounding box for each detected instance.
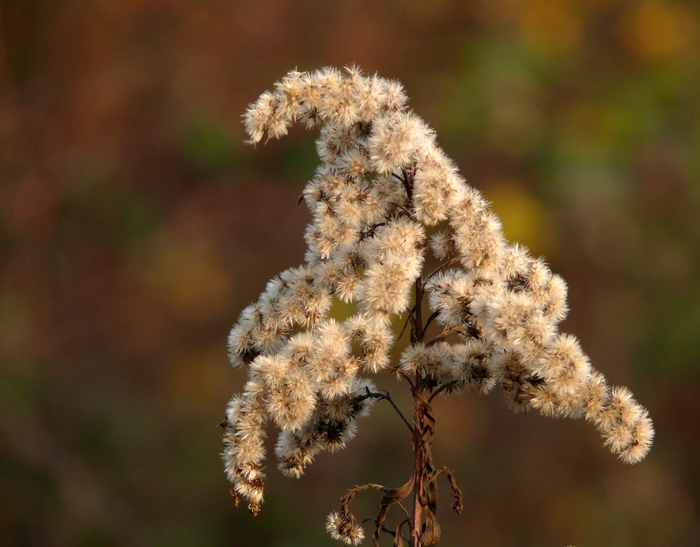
[369,112,433,174]
[326,511,365,545]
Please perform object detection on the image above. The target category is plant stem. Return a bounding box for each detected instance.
[410,374,424,547]
[357,389,414,434]
[411,277,426,547]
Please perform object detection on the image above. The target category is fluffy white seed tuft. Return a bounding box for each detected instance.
[224,67,654,518]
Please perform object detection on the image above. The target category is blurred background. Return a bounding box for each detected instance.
[1,0,699,546]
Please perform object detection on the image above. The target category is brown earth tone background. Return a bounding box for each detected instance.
[1,1,699,546]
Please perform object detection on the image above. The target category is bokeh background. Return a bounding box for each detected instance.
[1,1,699,546]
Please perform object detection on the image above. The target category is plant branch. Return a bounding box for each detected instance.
[428,382,460,403]
[423,310,441,334]
[388,365,416,390]
[424,257,460,285]
[397,312,413,342]
[425,326,467,347]
[395,168,414,203]
[359,389,414,434]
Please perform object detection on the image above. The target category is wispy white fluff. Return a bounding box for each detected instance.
[222,67,654,520]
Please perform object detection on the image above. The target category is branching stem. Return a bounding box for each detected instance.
[410,274,427,547]
[425,326,467,347]
[359,389,414,434]
[423,310,441,335]
[410,380,425,547]
[424,257,460,285]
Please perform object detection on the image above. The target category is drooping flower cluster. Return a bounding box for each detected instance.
[221,67,654,528]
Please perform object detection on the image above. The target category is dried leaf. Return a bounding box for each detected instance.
[421,474,440,547]
[421,506,441,547]
[393,524,405,547]
[441,467,463,515]
[380,477,414,506]
[374,477,414,544]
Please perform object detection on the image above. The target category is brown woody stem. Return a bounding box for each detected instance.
[411,276,426,547]
[410,380,425,547]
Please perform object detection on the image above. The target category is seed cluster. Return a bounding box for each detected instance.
[221,68,654,531]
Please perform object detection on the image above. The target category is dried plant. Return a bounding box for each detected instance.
[220,67,654,546]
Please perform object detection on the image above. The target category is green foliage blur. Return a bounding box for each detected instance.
[1,1,699,546]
